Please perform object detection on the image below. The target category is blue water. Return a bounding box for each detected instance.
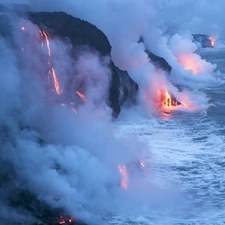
[112,44,225,225]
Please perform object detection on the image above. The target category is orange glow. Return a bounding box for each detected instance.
[68,218,74,223]
[209,36,215,47]
[164,91,172,108]
[52,68,63,95]
[118,165,128,190]
[178,55,199,74]
[76,91,86,101]
[39,30,43,37]
[160,90,195,112]
[42,31,51,57]
[58,217,74,224]
[39,30,44,47]
[161,91,179,109]
[39,30,63,95]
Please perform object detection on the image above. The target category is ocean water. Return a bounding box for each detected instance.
[111,44,225,225]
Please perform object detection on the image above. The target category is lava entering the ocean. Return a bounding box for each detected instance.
[161,91,180,110]
[209,36,215,47]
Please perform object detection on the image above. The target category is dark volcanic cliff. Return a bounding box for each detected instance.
[27,11,138,118]
[193,34,213,48]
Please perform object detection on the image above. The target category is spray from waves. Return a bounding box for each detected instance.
[0,0,223,224]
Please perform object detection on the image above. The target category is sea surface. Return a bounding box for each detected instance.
[111,42,225,225]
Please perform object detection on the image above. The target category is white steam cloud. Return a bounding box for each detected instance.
[0,0,223,224]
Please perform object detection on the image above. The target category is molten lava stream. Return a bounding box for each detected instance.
[52,67,63,95]
[76,91,86,101]
[39,30,63,95]
[118,165,128,190]
[161,91,179,110]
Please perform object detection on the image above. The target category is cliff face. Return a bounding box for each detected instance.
[193,34,213,48]
[27,11,138,118]
[0,10,140,224]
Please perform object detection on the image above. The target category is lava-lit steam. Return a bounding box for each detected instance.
[178,54,200,74]
[118,165,129,190]
[1,1,219,224]
[209,36,216,47]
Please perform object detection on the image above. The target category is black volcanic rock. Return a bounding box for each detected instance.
[145,49,172,73]
[27,11,138,118]
[28,12,111,57]
[193,34,213,48]
[116,66,138,106]
[138,37,172,73]
[8,189,88,225]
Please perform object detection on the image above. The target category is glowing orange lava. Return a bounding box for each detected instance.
[58,216,74,224]
[76,91,86,101]
[178,55,199,74]
[161,91,179,110]
[40,30,63,95]
[41,31,51,57]
[164,91,172,108]
[118,165,128,190]
[209,36,215,47]
[52,68,63,95]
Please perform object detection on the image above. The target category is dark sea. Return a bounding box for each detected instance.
[112,42,225,225]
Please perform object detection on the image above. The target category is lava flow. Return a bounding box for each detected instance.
[52,67,63,95]
[161,91,180,109]
[118,165,128,190]
[39,30,63,95]
[76,91,86,101]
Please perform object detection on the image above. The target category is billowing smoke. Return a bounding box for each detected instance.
[0,0,223,224]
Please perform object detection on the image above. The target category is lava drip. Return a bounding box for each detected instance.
[39,30,63,95]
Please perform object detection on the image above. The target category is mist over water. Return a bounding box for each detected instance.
[1,0,225,224]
